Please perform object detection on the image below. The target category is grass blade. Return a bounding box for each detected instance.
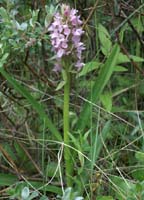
[91,120,111,166]
[0,173,62,195]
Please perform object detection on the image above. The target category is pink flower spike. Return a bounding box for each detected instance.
[48,4,85,72]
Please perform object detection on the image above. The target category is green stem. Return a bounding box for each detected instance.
[63,68,73,186]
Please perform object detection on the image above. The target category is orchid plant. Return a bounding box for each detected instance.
[48,4,85,186]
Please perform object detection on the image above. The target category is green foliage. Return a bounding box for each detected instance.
[0,0,144,199]
[77,61,100,77]
[98,24,112,56]
[97,196,114,200]
[0,173,17,186]
[0,68,62,141]
[57,188,83,200]
[100,92,112,112]
[77,44,120,130]
[111,176,144,200]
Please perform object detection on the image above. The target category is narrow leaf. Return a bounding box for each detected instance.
[100,93,112,112]
[77,61,101,77]
[77,44,120,130]
[98,24,112,56]
[117,53,144,64]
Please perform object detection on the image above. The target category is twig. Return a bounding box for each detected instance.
[82,0,99,29]
[111,3,144,35]
[120,10,144,48]
[116,32,144,76]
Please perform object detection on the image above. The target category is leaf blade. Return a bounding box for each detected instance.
[77,44,120,130]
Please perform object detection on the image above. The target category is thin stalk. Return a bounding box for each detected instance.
[42,119,46,195]
[63,69,73,186]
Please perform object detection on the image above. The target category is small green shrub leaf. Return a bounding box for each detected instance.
[117,53,144,64]
[0,7,9,22]
[98,24,112,56]
[97,196,114,200]
[100,92,112,112]
[0,53,9,68]
[135,151,144,163]
[114,65,128,72]
[77,61,101,77]
[21,187,30,199]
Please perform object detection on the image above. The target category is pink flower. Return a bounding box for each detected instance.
[48,4,85,71]
[75,61,85,69]
[61,42,68,49]
[50,32,58,39]
[63,25,71,36]
[53,63,61,72]
[62,4,71,16]
[72,35,80,43]
[72,28,84,36]
[70,9,77,17]
[57,48,65,58]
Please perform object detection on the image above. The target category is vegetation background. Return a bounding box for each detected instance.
[0,0,144,199]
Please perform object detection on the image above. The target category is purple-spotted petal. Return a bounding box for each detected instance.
[64,27,71,36]
[57,48,65,58]
[75,61,85,69]
[72,28,84,36]
[72,35,80,44]
[61,42,68,49]
[50,32,59,39]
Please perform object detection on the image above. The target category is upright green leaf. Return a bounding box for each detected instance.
[77,44,120,131]
[91,121,111,164]
[117,53,144,64]
[0,7,10,22]
[100,92,112,112]
[98,24,112,56]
